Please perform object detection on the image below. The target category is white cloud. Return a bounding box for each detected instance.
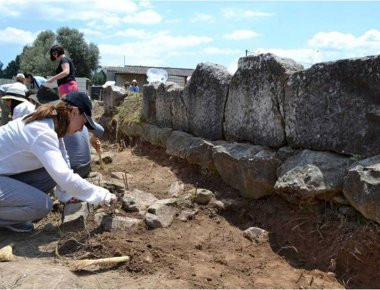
[1,0,160,28]
[191,13,214,23]
[221,8,273,20]
[92,0,137,14]
[223,30,258,40]
[0,27,35,45]
[139,0,153,8]
[123,10,162,25]
[99,31,213,67]
[250,29,380,68]
[114,28,147,38]
[227,58,239,74]
[308,29,380,51]
[0,0,28,16]
[203,47,241,55]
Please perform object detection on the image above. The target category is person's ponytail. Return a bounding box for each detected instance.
[23,102,73,138]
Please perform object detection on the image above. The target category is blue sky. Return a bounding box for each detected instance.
[0,0,380,73]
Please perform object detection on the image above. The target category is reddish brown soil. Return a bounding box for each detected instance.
[1,141,379,288]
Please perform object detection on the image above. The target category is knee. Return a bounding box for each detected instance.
[32,195,53,220]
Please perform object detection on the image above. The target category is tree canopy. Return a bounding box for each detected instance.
[18,27,100,78]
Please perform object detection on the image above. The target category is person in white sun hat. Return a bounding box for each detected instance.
[1,84,35,120]
[0,73,28,125]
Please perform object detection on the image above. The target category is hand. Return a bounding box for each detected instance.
[46,78,54,83]
[90,136,101,152]
[105,193,117,206]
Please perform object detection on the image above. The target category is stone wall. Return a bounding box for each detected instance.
[108,52,380,224]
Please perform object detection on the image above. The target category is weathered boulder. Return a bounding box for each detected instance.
[343,155,380,223]
[62,202,89,231]
[142,123,172,147]
[184,62,231,140]
[190,188,215,205]
[142,83,158,124]
[122,189,158,213]
[166,130,219,170]
[94,213,143,232]
[119,121,144,137]
[155,82,187,130]
[243,227,269,243]
[102,85,127,114]
[275,149,354,203]
[224,53,302,147]
[145,199,178,229]
[212,142,282,199]
[98,178,126,193]
[284,55,380,157]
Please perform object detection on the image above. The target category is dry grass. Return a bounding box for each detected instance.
[117,92,143,124]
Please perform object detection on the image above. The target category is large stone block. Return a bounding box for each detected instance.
[142,123,172,147]
[275,149,354,203]
[102,85,127,114]
[166,130,218,170]
[224,53,302,147]
[155,82,187,130]
[184,62,231,140]
[343,155,380,223]
[284,55,380,157]
[212,142,282,199]
[142,83,159,124]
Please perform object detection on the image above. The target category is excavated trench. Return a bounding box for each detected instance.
[54,139,379,288]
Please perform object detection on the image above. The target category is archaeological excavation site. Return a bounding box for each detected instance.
[1,53,380,288]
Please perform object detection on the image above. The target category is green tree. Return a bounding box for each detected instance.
[0,60,4,78]
[20,30,56,77]
[91,69,106,85]
[19,27,100,78]
[3,55,21,78]
[56,27,99,78]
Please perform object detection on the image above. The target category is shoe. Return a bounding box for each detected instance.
[5,222,34,233]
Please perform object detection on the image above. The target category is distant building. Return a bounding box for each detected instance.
[102,65,194,89]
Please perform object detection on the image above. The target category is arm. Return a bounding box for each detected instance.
[46,62,70,83]
[30,129,114,205]
[90,135,101,152]
[89,121,104,152]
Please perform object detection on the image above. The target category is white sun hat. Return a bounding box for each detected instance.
[1,83,27,102]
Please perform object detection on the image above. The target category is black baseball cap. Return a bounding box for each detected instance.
[64,91,96,130]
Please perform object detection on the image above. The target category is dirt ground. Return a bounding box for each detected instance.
[1,140,380,288]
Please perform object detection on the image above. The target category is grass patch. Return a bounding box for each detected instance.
[117,92,143,124]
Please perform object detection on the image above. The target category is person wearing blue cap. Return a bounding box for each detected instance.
[26,87,105,179]
[0,91,116,233]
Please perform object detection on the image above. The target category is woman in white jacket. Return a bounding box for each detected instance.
[0,91,116,232]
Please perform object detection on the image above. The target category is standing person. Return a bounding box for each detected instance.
[0,73,28,125]
[128,79,140,93]
[0,91,116,232]
[46,44,78,98]
[24,73,47,92]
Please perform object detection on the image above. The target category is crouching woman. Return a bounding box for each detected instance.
[0,91,116,232]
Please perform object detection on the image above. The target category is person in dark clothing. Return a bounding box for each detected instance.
[46,44,78,98]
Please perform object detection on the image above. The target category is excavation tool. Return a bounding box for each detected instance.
[97,148,105,170]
